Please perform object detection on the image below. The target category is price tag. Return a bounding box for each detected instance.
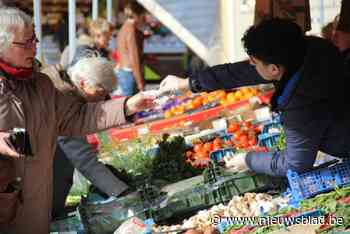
[137,127,149,136]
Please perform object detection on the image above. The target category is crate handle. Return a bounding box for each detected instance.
[311,159,339,171]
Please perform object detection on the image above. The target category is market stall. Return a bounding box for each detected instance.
[41,0,350,234]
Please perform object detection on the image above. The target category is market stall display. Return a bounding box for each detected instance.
[56,83,350,234]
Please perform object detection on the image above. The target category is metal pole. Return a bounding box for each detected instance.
[33,0,42,61]
[69,0,76,63]
[92,0,98,20]
[107,0,113,22]
[320,0,325,27]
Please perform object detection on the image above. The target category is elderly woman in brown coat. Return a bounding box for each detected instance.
[0,8,154,234]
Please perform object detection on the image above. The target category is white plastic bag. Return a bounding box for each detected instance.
[114,217,147,234]
[69,170,90,196]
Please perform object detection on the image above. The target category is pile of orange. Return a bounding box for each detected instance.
[164,95,205,118]
[163,87,259,119]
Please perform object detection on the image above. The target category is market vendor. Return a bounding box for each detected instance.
[0,8,155,234]
[42,46,130,218]
[159,18,348,177]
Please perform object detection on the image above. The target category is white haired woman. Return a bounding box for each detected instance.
[42,46,131,219]
[0,8,154,234]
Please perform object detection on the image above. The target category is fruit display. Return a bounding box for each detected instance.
[185,120,263,169]
[163,88,260,119]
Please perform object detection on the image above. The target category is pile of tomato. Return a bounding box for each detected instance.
[185,121,267,169]
[227,121,262,150]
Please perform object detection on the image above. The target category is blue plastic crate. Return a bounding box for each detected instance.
[287,160,350,203]
[258,132,281,148]
[220,134,233,142]
[210,148,236,162]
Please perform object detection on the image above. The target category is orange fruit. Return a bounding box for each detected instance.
[186,101,195,110]
[193,97,203,108]
[234,90,243,99]
[240,87,250,94]
[207,95,216,102]
[202,98,210,105]
[217,90,227,100]
[226,92,236,102]
[251,88,258,96]
[164,110,173,118]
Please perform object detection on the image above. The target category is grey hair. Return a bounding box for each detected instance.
[67,57,117,92]
[0,7,33,53]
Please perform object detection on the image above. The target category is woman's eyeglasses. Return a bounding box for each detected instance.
[12,35,39,49]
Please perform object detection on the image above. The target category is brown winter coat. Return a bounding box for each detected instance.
[0,70,128,234]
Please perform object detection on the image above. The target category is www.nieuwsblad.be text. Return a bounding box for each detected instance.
[211,215,344,226]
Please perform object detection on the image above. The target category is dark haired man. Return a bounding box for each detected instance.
[159,19,348,177]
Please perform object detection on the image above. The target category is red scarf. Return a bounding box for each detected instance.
[0,60,33,80]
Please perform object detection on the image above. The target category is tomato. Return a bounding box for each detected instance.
[212,138,222,146]
[203,142,213,152]
[186,151,193,158]
[234,131,242,140]
[193,144,203,153]
[248,138,257,146]
[242,121,252,129]
[228,123,240,133]
[254,125,263,134]
[238,134,248,143]
[197,150,209,159]
[212,145,222,151]
[241,141,249,148]
[225,140,234,147]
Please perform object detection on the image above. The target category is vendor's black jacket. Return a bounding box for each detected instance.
[189,36,350,177]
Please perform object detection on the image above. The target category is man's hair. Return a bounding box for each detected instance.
[0,7,32,53]
[68,57,116,93]
[242,18,306,71]
[69,45,101,67]
[89,18,112,35]
[125,0,146,17]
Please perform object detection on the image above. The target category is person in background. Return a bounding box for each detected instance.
[0,8,154,234]
[331,15,350,76]
[53,12,69,52]
[60,18,113,69]
[89,18,113,58]
[116,0,146,96]
[159,19,349,178]
[42,46,130,219]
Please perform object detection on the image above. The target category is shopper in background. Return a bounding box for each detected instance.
[116,0,146,96]
[0,7,155,234]
[42,46,130,219]
[60,18,113,69]
[331,15,350,76]
[159,19,348,177]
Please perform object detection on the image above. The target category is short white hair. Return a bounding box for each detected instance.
[68,57,117,92]
[0,7,33,53]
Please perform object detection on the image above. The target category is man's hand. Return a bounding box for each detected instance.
[125,92,155,116]
[0,132,21,158]
[159,75,190,95]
